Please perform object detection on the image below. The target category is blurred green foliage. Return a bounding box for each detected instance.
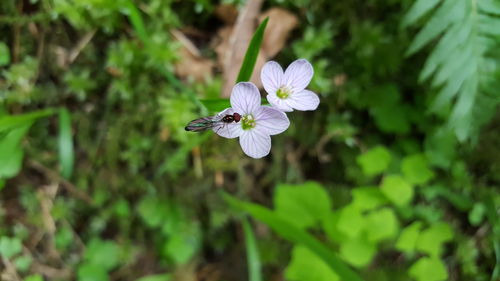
[1,0,499,280]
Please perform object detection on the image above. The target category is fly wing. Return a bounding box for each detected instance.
[185,116,219,132]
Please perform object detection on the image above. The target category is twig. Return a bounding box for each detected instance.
[28,160,94,205]
[1,257,22,281]
[68,29,97,64]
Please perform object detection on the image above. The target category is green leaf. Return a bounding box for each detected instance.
[135,274,172,281]
[409,257,448,281]
[0,124,31,178]
[402,0,441,27]
[286,245,339,281]
[0,236,22,259]
[406,0,466,56]
[336,205,365,238]
[339,236,377,267]
[14,254,32,272]
[416,222,453,257]
[424,128,456,169]
[243,219,262,281]
[137,197,169,228]
[365,208,399,243]
[0,109,55,132]
[396,221,423,253]
[468,203,486,226]
[371,104,411,134]
[0,41,10,66]
[163,220,201,265]
[58,108,74,179]
[356,146,392,177]
[380,175,414,206]
[223,193,365,281]
[274,181,331,229]
[401,154,435,185]
[84,239,121,271]
[122,0,149,44]
[236,18,269,83]
[351,187,389,211]
[78,263,109,281]
[199,98,231,112]
[24,275,44,281]
[323,212,349,244]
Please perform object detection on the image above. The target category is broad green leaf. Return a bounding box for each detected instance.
[351,186,388,211]
[25,275,43,281]
[14,255,32,272]
[416,222,454,257]
[323,211,349,244]
[340,236,377,267]
[236,18,269,83]
[200,98,268,113]
[0,236,22,259]
[402,0,441,27]
[365,208,399,243]
[336,205,365,238]
[409,257,448,281]
[78,263,109,281]
[274,182,331,229]
[0,42,10,66]
[468,203,486,226]
[137,197,169,228]
[380,175,414,206]
[0,127,27,178]
[396,221,423,253]
[199,98,231,112]
[356,146,392,176]
[243,219,262,281]
[84,239,121,271]
[58,108,74,179]
[286,246,339,281]
[371,103,410,134]
[163,220,201,265]
[136,274,172,281]
[223,193,365,281]
[401,154,435,185]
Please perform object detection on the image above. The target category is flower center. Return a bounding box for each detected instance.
[241,114,256,130]
[276,86,292,99]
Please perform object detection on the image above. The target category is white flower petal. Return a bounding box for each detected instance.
[255,106,290,135]
[261,61,284,95]
[230,82,261,115]
[212,108,243,139]
[266,94,293,112]
[239,129,271,159]
[286,89,320,111]
[283,59,314,92]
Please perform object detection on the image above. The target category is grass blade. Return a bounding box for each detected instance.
[223,193,365,281]
[58,108,74,179]
[236,18,269,83]
[242,218,262,281]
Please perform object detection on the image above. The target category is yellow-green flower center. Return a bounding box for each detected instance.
[276,86,292,99]
[241,114,256,130]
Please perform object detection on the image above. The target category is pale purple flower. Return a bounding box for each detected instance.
[261,58,320,112]
[214,82,290,159]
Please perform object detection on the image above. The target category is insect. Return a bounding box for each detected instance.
[185,112,241,132]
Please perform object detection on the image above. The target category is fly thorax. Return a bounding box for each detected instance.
[276,86,292,99]
[241,114,256,130]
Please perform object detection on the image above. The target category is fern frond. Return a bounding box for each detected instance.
[405,0,500,141]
